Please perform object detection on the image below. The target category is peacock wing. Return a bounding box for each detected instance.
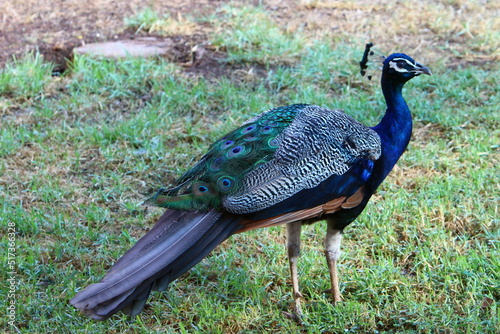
[146,104,310,211]
[223,105,382,214]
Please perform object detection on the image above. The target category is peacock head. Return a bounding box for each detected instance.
[383,53,432,82]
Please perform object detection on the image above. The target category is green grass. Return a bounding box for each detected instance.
[1,2,499,333]
[123,7,199,36]
[210,4,307,65]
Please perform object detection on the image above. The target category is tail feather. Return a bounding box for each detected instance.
[70,209,243,320]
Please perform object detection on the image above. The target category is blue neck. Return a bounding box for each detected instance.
[370,75,413,189]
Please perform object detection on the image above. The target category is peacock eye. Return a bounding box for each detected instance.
[241,125,256,134]
[261,125,272,134]
[268,137,279,148]
[397,60,408,68]
[211,157,224,170]
[221,140,234,149]
[227,145,245,158]
[217,176,235,192]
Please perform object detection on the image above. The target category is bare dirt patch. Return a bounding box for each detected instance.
[0,0,223,73]
[1,0,275,80]
[2,0,498,74]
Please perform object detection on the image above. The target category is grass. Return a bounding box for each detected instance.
[210,4,307,65]
[1,1,499,333]
[124,7,199,36]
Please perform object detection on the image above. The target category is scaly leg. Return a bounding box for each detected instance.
[325,221,343,304]
[286,221,303,318]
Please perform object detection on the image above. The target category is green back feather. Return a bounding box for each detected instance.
[147,104,309,211]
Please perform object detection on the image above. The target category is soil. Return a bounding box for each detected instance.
[0,0,236,75]
[2,1,496,75]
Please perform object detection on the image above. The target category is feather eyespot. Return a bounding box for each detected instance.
[221,140,234,149]
[217,176,234,192]
[227,145,245,158]
[268,138,279,148]
[193,182,213,196]
[241,125,256,134]
[244,133,258,141]
[211,157,224,170]
[261,125,273,134]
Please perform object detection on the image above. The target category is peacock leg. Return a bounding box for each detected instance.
[325,221,343,304]
[286,221,303,317]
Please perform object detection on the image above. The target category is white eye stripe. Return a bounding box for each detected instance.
[393,58,414,66]
[388,58,414,73]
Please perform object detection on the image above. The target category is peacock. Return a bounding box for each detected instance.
[70,46,431,320]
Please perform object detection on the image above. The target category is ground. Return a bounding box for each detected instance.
[3,0,497,73]
[1,0,215,73]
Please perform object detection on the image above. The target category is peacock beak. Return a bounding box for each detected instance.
[413,62,432,76]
